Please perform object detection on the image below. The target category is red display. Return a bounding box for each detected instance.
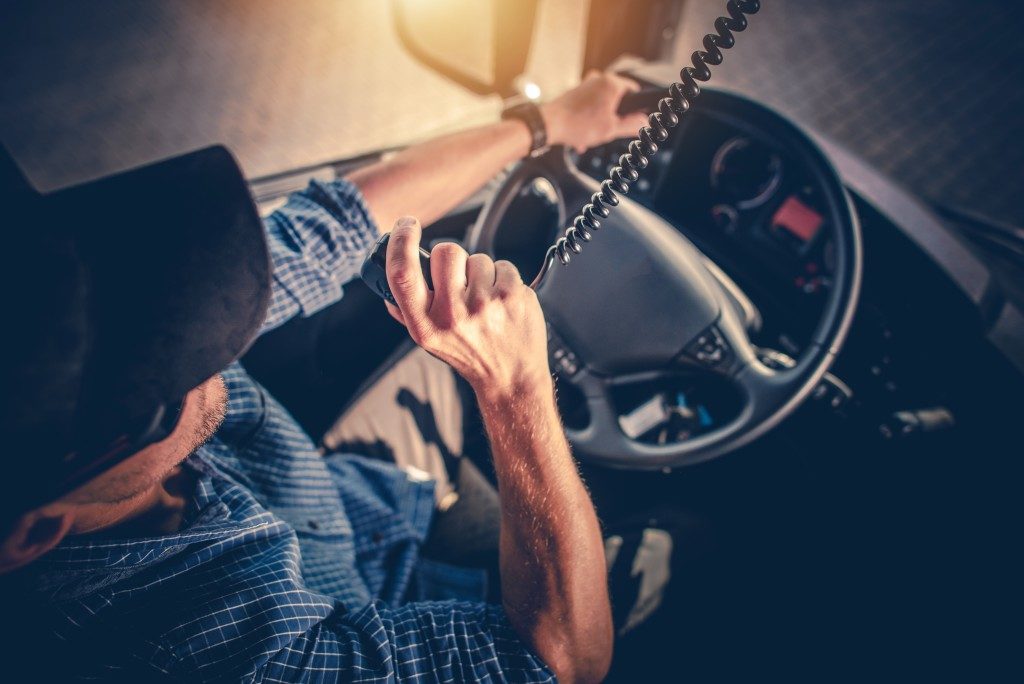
[772,195,823,243]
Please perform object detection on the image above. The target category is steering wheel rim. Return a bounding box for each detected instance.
[467,89,862,470]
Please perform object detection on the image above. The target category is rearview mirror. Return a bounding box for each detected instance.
[391,0,539,97]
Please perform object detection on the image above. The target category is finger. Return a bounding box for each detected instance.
[466,252,496,290]
[614,111,649,139]
[386,216,432,320]
[430,242,469,302]
[608,71,642,94]
[619,76,643,94]
[494,259,523,293]
[385,301,406,326]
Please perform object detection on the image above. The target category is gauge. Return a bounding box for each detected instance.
[710,136,783,210]
[710,204,739,233]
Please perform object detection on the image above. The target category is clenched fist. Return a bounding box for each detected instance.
[540,71,650,154]
[384,217,551,400]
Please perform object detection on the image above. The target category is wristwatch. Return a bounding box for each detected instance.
[502,102,548,156]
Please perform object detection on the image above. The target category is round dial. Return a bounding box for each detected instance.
[710,203,739,234]
[710,136,783,209]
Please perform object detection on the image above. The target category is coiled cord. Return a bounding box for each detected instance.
[531,0,761,288]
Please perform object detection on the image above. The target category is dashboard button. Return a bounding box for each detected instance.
[547,323,582,378]
[686,326,731,368]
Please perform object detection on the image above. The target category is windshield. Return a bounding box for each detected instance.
[3,0,1021,237]
[0,0,585,190]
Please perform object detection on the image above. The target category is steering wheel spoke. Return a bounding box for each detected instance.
[559,369,648,463]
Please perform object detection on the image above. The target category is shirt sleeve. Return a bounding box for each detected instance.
[257,600,556,683]
[260,177,379,334]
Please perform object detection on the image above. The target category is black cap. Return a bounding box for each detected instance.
[0,145,271,517]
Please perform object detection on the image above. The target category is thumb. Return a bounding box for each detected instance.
[385,216,433,331]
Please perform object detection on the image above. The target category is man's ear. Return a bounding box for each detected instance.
[0,507,74,574]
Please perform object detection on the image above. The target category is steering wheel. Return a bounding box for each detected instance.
[466,90,862,470]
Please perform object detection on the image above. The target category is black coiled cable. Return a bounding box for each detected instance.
[531,0,761,288]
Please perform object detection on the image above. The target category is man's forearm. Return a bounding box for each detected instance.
[477,379,613,684]
[347,119,533,232]
[348,72,648,235]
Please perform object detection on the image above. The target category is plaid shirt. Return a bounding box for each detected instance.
[13,179,554,682]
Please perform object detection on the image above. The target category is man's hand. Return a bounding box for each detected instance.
[384,216,551,400]
[540,70,650,153]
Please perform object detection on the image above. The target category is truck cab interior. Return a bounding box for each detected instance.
[2,0,1021,679]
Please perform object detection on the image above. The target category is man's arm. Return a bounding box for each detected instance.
[479,376,613,682]
[349,71,648,231]
[259,178,379,333]
[174,584,554,681]
[253,600,555,682]
[384,218,613,683]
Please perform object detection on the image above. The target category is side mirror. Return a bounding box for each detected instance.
[391,0,539,98]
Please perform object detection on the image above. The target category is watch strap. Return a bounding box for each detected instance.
[502,102,548,155]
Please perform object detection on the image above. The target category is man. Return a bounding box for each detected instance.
[0,73,649,681]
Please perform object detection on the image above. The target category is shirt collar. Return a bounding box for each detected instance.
[20,454,278,600]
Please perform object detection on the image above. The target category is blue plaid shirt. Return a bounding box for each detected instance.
[16,179,554,682]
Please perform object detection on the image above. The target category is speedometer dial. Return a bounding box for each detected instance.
[710,136,783,210]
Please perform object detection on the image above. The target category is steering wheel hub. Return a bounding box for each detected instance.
[537,197,722,376]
